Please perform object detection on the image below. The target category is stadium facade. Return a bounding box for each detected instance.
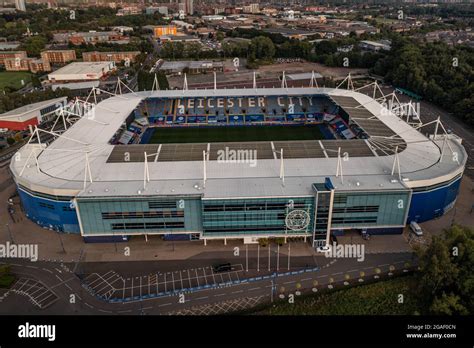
[9,85,467,247]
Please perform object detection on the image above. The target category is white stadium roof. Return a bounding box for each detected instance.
[10,87,467,200]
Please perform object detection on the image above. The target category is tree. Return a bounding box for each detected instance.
[184,42,201,60]
[249,36,275,60]
[415,225,474,315]
[430,293,469,315]
[216,31,225,42]
[21,36,48,57]
[137,71,168,91]
[31,75,42,88]
[314,40,338,55]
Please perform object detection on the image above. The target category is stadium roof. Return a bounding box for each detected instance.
[10,87,467,200]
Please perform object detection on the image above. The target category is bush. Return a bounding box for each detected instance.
[0,274,15,288]
[258,238,268,247]
[0,265,15,289]
[274,237,285,246]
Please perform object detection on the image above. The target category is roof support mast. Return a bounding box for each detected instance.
[83,152,93,189]
[336,147,344,184]
[183,73,188,95]
[202,150,208,188]
[391,146,402,181]
[309,70,319,88]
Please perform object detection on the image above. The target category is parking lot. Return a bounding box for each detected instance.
[84,264,244,301]
[10,277,58,309]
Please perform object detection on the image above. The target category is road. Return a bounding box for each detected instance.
[0,252,416,315]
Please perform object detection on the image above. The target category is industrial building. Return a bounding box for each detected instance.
[47,61,116,83]
[0,97,67,131]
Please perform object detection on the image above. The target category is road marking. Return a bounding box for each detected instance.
[118,310,132,313]
[301,278,312,281]
[283,281,295,284]
[84,302,93,309]
[51,276,75,290]
[333,272,343,275]
[42,268,53,274]
[158,303,172,307]
[195,296,209,300]
[202,268,209,285]
[211,269,216,284]
[55,275,62,282]
[214,293,225,297]
[143,306,153,310]
[231,290,243,294]
[248,287,260,291]
[98,309,113,313]
[26,265,38,269]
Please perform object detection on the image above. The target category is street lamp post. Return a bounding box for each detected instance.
[268,244,271,272]
[6,223,14,244]
[245,244,248,272]
[276,244,280,271]
[270,279,276,303]
[257,244,260,272]
[450,207,457,226]
[287,242,291,270]
[56,227,66,254]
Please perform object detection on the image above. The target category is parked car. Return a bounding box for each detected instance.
[410,221,423,237]
[212,263,232,273]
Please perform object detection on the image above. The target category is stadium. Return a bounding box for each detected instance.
[9,76,467,247]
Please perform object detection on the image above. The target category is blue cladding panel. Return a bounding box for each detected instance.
[408,176,462,223]
[17,187,80,233]
[364,227,403,235]
[83,235,129,243]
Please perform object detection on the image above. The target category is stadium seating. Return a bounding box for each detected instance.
[114,95,357,144]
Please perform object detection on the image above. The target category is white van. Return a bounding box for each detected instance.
[410,221,423,236]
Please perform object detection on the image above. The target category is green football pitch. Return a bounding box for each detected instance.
[0,71,32,91]
[147,125,325,144]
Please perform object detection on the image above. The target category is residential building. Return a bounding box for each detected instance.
[82,51,140,63]
[0,51,27,65]
[40,50,76,64]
